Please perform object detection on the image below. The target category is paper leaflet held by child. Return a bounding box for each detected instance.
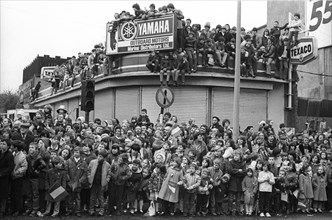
[49,186,69,202]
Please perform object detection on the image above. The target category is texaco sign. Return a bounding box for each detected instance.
[290,36,318,65]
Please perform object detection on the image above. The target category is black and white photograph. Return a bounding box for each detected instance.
[0,0,332,219]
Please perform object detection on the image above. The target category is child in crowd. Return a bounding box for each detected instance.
[196,168,212,216]
[258,161,275,217]
[159,53,172,86]
[43,156,67,217]
[242,168,258,216]
[312,166,327,213]
[287,13,302,45]
[182,163,201,217]
[298,164,314,213]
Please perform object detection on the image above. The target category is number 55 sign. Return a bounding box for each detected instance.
[307,0,332,48]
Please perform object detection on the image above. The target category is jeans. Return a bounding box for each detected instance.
[68,191,81,213]
[11,177,24,213]
[89,185,105,214]
[26,178,39,212]
[183,191,196,215]
[196,194,209,213]
[259,192,272,213]
[108,183,124,213]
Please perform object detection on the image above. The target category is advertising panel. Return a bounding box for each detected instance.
[290,36,318,65]
[307,0,332,48]
[106,14,175,55]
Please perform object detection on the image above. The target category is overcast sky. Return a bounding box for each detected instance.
[0,0,267,92]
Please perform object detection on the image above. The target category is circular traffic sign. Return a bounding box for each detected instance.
[155,86,175,108]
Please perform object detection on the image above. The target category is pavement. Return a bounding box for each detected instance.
[2,212,332,220]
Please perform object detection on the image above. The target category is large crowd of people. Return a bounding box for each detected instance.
[0,103,331,218]
[42,2,300,96]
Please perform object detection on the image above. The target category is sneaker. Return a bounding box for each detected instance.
[260,212,265,217]
[266,212,271,217]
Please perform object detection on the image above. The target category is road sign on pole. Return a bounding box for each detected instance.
[155,86,175,108]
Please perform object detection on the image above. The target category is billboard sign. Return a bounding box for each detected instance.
[290,36,318,65]
[106,14,175,55]
[40,66,56,80]
[307,0,332,48]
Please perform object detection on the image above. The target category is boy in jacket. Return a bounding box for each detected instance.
[182,163,201,217]
[65,147,88,217]
[108,153,132,215]
[88,149,111,216]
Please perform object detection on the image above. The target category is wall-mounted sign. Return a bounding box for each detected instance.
[290,36,318,65]
[106,14,176,55]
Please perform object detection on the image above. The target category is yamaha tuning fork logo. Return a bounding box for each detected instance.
[120,21,137,41]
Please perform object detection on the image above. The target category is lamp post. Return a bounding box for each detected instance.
[232,0,241,140]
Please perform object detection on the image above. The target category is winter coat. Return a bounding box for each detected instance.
[0,149,15,199]
[285,171,298,191]
[182,172,201,193]
[12,151,28,179]
[26,153,43,179]
[198,176,213,195]
[148,171,164,193]
[88,159,111,188]
[242,176,258,204]
[299,173,314,199]
[45,167,67,202]
[109,162,132,185]
[65,157,88,192]
[158,167,183,203]
[312,173,327,201]
[228,159,246,192]
[126,170,142,202]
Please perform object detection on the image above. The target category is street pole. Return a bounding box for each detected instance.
[232,0,241,140]
[85,110,90,124]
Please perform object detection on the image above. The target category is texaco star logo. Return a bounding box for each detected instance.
[120,21,137,40]
[299,54,304,62]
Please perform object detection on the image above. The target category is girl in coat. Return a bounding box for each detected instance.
[298,164,314,213]
[312,166,327,213]
[242,168,258,216]
[125,159,142,215]
[158,157,183,216]
[43,156,67,217]
[146,163,166,216]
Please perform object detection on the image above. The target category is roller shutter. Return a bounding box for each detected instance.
[167,87,208,126]
[212,88,267,130]
[95,89,115,121]
[141,86,161,124]
[115,87,139,122]
[239,89,267,130]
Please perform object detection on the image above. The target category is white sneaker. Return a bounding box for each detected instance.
[266,212,271,217]
[260,212,265,217]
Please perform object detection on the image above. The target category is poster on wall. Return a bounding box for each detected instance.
[307,0,332,48]
[106,14,176,55]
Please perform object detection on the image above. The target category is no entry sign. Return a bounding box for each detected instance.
[155,86,175,108]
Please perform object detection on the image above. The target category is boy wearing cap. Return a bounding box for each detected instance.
[182,163,201,217]
[87,149,111,216]
[65,147,88,217]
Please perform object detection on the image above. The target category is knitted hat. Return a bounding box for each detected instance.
[132,159,141,167]
[204,22,211,28]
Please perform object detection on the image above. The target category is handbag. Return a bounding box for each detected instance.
[148,201,156,216]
